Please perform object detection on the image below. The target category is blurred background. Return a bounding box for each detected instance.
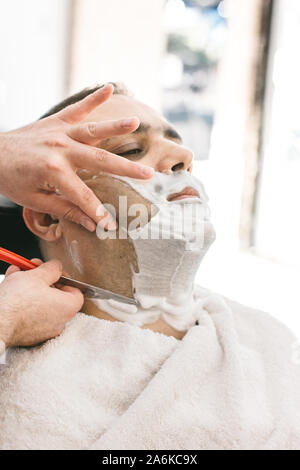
[0,0,299,335]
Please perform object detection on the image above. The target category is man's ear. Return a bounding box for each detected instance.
[23,208,62,241]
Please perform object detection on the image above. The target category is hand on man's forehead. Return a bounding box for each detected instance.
[83,94,182,143]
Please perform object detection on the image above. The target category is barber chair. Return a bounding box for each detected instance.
[0,195,42,274]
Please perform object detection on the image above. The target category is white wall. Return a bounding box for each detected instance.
[0,0,70,130]
[69,0,165,109]
[255,0,300,266]
[194,0,258,253]
[194,0,300,338]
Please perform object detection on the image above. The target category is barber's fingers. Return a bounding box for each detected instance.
[30,190,113,232]
[69,143,154,179]
[59,285,84,311]
[53,269,84,311]
[29,259,63,285]
[5,265,20,277]
[32,262,83,311]
[31,258,43,267]
[5,258,42,277]
[57,84,114,124]
[56,171,117,230]
[34,192,97,232]
[67,117,140,145]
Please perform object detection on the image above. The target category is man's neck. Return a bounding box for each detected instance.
[83,299,187,340]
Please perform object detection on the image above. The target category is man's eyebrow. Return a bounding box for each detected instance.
[133,122,182,142]
[132,123,151,134]
[163,126,182,142]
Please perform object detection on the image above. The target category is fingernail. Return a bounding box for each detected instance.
[104,82,114,92]
[121,118,136,128]
[106,217,118,231]
[98,215,118,231]
[139,165,154,178]
[81,218,96,232]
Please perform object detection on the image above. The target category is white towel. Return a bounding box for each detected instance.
[0,286,299,450]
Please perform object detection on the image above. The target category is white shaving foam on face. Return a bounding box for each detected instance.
[92,171,216,331]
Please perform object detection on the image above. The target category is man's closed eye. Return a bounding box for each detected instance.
[118,148,143,159]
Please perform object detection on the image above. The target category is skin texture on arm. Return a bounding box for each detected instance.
[0,84,154,232]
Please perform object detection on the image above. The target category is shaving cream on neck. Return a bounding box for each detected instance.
[93,171,216,331]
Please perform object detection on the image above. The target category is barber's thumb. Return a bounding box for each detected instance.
[49,196,96,232]
[61,285,84,311]
[30,259,63,285]
[5,265,21,277]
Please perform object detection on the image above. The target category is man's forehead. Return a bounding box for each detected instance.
[84,94,158,122]
[84,94,182,141]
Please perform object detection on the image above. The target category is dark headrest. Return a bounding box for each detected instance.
[0,195,42,274]
[0,195,19,212]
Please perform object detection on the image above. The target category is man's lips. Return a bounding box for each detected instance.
[167,186,200,202]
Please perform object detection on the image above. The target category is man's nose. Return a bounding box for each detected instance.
[157,143,194,173]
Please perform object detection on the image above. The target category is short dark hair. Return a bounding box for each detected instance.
[40,82,130,119]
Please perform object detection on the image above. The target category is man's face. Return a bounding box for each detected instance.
[24,94,195,299]
[81,94,193,173]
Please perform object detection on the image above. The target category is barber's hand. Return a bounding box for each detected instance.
[0,84,154,231]
[0,259,84,348]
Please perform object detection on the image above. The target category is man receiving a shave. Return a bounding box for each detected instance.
[0,83,299,450]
